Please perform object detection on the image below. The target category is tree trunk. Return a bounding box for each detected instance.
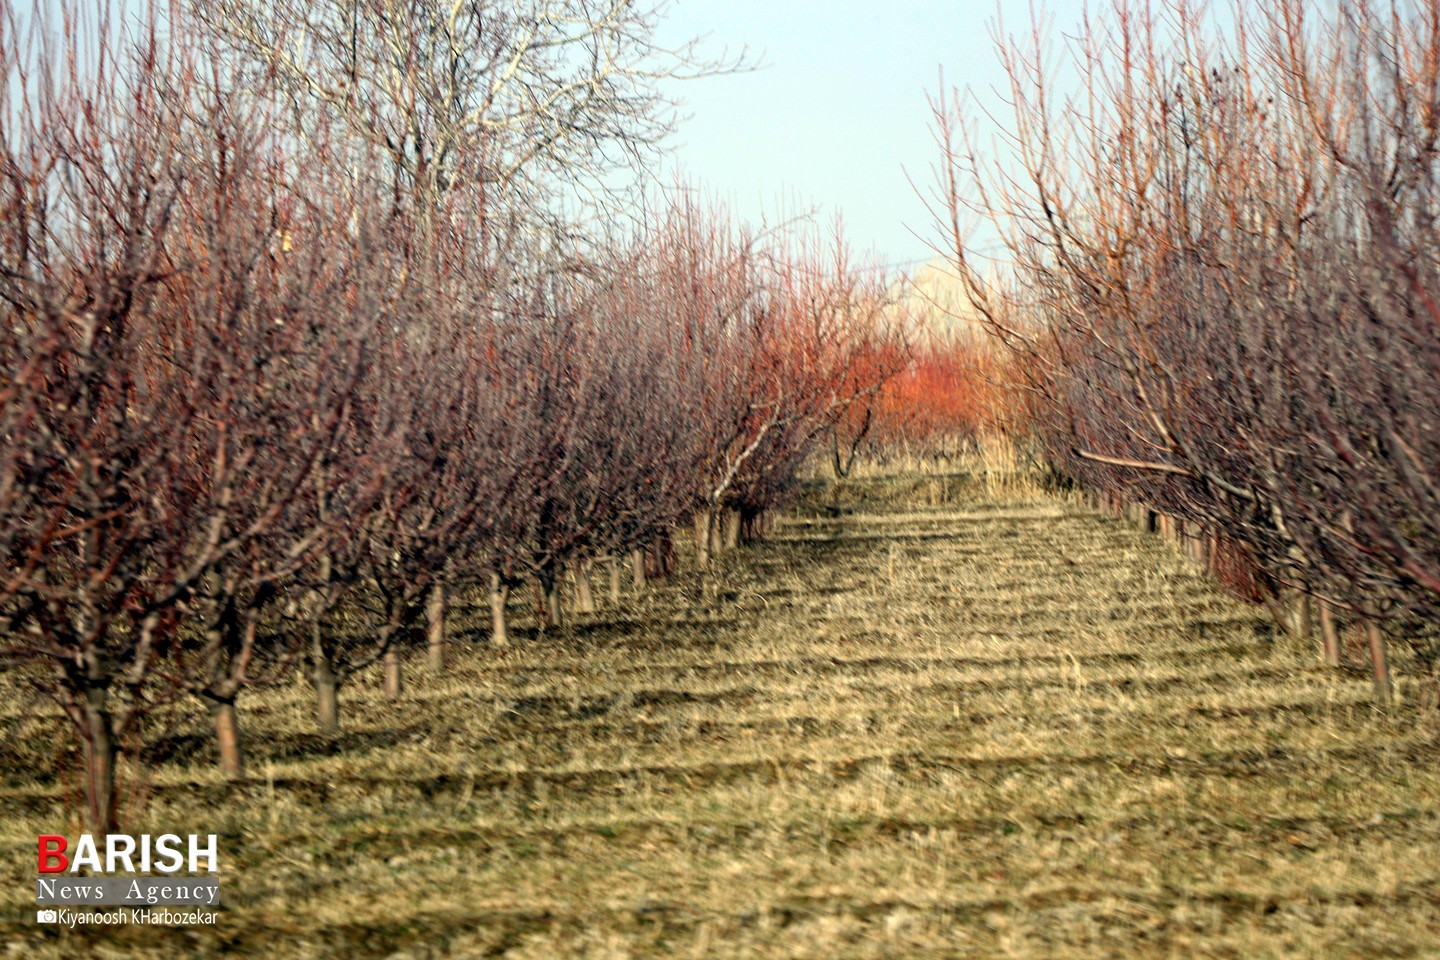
[210,700,245,780]
[1319,601,1342,667]
[739,508,762,544]
[383,648,403,699]
[1261,587,1310,643]
[722,508,742,551]
[539,568,564,630]
[830,428,850,479]
[426,582,446,672]
[1259,591,1293,641]
[82,689,119,836]
[631,548,647,590]
[312,633,341,733]
[1290,592,1313,643]
[609,558,622,604]
[694,509,714,567]
[654,531,677,578]
[1367,617,1394,706]
[574,561,595,614]
[549,582,564,626]
[489,572,510,647]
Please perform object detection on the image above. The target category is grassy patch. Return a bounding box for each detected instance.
[2,478,1437,957]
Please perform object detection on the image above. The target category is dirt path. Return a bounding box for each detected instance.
[6,484,1438,958]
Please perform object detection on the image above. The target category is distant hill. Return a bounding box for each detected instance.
[886,258,991,341]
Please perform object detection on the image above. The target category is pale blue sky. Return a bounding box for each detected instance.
[655,1,1090,267]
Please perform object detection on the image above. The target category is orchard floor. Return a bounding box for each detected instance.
[3,475,1439,958]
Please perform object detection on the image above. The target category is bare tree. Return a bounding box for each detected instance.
[185,0,742,225]
[930,0,1440,700]
[0,2,381,824]
[159,86,395,778]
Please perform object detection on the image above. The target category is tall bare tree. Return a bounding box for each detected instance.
[186,0,742,224]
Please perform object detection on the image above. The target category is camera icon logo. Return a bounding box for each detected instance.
[36,909,58,923]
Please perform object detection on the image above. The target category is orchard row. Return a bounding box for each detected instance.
[937,0,1440,701]
[0,4,927,833]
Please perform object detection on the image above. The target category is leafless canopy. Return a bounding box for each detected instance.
[932,0,1440,691]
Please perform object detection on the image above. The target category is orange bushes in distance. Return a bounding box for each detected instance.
[874,330,1006,451]
[829,277,1023,475]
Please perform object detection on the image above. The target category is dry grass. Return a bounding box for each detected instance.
[2,471,1438,958]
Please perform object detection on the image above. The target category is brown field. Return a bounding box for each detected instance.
[3,475,1438,958]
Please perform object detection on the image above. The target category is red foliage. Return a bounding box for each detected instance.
[882,335,1002,447]
[835,323,1018,468]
